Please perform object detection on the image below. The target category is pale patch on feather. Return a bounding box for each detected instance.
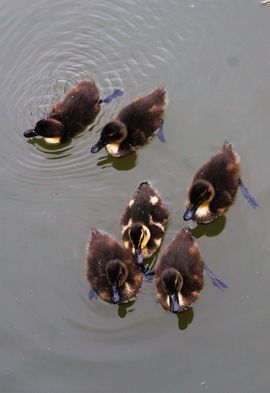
[124,282,133,295]
[149,215,165,232]
[121,219,133,235]
[154,238,162,248]
[44,137,61,144]
[106,143,120,155]
[124,241,130,250]
[128,199,135,207]
[150,196,159,205]
[195,203,210,219]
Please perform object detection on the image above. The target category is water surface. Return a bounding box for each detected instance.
[1,1,270,392]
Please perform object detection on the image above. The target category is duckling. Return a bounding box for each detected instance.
[121,181,169,266]
[86,228,142,304]
[91,87,168,157]
[183,140,259,224]
[156,227,204,313]
[24,80,100,144]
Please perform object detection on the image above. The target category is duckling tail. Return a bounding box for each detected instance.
[239,179,259,209]
[98,88,124,104]
[204,263,229,291]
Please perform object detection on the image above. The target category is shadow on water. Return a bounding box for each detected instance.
[177,308,194,331]
[191,215,227,239]
[97,152,137,171]
[118,300,136,319]
[27,137,73,159]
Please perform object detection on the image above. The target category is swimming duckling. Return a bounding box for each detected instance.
[86,228,142,304]
[91,87,168,157]
[183,140,259,224]
[24,80,100,144]
[156,227,204,313]
[121,182,169,266]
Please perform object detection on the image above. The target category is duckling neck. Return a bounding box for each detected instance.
[44,137,62,144]
[195,202,211,219]
[106,143,120,155]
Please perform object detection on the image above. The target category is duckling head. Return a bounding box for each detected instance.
[183,180,215,221]
[106,260,128,304]
[160,268,183,313]
[128,223,151,265]
[24,118,65,144]
[91,120,127,153]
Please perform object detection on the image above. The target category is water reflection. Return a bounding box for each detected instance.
[118,300,136,319]
[27,137,73,158]
[97,152,137,171]
[191,215,227,239]
[177,308,194,331]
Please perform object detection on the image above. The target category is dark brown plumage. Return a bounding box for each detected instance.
[91,87,168,157]
[24,80,100,143]
[121,182,169,265]
[86,228,142,304]
[156,227,204,313]
[184,141,241,223]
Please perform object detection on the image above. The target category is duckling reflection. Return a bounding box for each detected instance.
[97,151,137,171]
[191,215,226,239]
[86,228,142,305]
[183,141,259,224]
[177,308,194,330]
[156,227,204,313]
[121,181,169,267]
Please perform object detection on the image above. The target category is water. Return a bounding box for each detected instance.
[1,0,270,392]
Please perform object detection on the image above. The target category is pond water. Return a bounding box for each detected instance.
[1,0,270,392]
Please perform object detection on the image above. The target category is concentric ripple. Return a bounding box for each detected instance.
[0,0,218,204]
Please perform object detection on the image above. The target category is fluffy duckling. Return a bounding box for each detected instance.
[91,87,168,157]
[24,80,100,144]
[86,228,142,304]
[183,140,259,224]
[121,182,169,265]
[156,227,204,313]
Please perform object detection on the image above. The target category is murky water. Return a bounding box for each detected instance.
[1,0,270,392]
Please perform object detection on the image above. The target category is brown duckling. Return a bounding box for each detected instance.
[24,80,123,144]
[183,140,259,224]
[91,87,168,157]
[24,80,100,144]
[121,182,169,266]
[156,227,204,313]
[86,228,142,304]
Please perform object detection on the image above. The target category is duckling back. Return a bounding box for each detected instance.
[51,80,100,136]
[117,87,168,139]
[193,141,240,203]
[121,182,169,259]
[86,229,142,304]
[156,228,204,311]
[184,141,241,223]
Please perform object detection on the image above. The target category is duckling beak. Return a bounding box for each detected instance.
[112,285,120,304]
[135,249,144,265]
[91,140,105,153]
[24,129,37,138]
[183,203,196,221]
[170,293,181,313]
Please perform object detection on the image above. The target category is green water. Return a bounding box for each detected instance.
[0,0,269,392]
